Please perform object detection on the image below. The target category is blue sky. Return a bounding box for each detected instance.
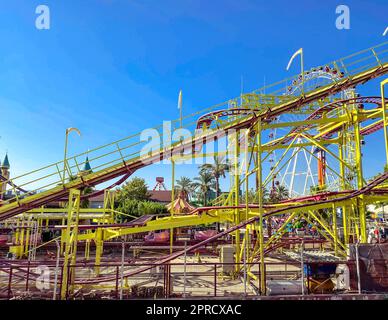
[0,0,387,192]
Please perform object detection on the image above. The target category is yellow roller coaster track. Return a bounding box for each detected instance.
[0,41,387,220]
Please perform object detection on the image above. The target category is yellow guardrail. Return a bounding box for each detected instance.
[0,41,387,213]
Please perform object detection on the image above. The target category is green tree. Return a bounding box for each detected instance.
[114,177,168,221]
[67,175,95,208]
[193,171,216,206]
[116,177,150,203]
[80,186,94,208]
[116,199,166,221]
[199,156,229,197]
[175,176,195,200]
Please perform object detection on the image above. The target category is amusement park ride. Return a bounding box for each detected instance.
[0,41,388,299]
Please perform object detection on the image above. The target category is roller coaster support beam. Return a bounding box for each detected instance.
[60,189,81,300]
[24,219,31,257]
[381,78,388,167]
[338,132,349,245]
[256,118,266,295]
[353,99,367,242]
[233,130,241,274]
[243,127,251,292]
[332,203,338,256]
[170,159,175,254]
[94,227,104,276]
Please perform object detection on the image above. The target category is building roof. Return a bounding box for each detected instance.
[148,190,172,203]
[2,154,10,169]
[86,190,173,204]
[89,193,105,202]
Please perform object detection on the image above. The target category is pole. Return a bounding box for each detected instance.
[25,260,31,292]
[381,79,388,167]
[256,119,266,295]
[234,130,240,273]
[183,241,187,298]
[180,102,182,129]
[301,49,304,95]
[301,239,305,296]
[170,159,175,254]
[214,264,217,297]
[63,127,81,183]
[243,235,247,295]
[243,129,249,295]
[355,242,362,294]
[8,267,12,299]
[120,240,125,300]
[178,89,183,129]
[53,239,60,300]
[63,130,69,183]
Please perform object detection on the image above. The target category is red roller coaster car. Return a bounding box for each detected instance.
[193,229,218,241]
[144,230,170,243]
[0,234,8,246]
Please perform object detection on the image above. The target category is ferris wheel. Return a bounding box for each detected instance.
[266,66,355,197]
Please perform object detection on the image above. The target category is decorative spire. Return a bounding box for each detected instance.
[2,154,10,169]
[83,156,92,173]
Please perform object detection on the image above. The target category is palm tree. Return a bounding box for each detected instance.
[193,171,216,206]
[175,176,194,200]
[268,185,289,203]
[276,185,289,201]
[80,186,94,208]
[199,156,229,197]
[261,187,270,203]
[242,187,270,204]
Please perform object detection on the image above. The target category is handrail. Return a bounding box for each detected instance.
[0,41,387,216]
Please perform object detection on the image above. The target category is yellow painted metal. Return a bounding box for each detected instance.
[60,189,81,300]
[381,78,388,167]
[94,227,103,276]
[1,42,388,299]
[332,204,338,256]
[1,42,387,221]
[170,159,175,254]
[256,118,266,295]
[233,130,241,273]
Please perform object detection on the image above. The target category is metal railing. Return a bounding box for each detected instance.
[0,41,387,210]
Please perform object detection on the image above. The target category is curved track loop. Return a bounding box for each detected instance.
[266,96,387,147]
[196,108,259,129]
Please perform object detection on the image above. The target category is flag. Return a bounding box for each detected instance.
[286,48,303,71]
[178,90,182,109]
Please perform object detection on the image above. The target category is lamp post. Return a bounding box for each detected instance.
[286,48,304,95]
[178,89,183,129]
[63,127,81,183]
